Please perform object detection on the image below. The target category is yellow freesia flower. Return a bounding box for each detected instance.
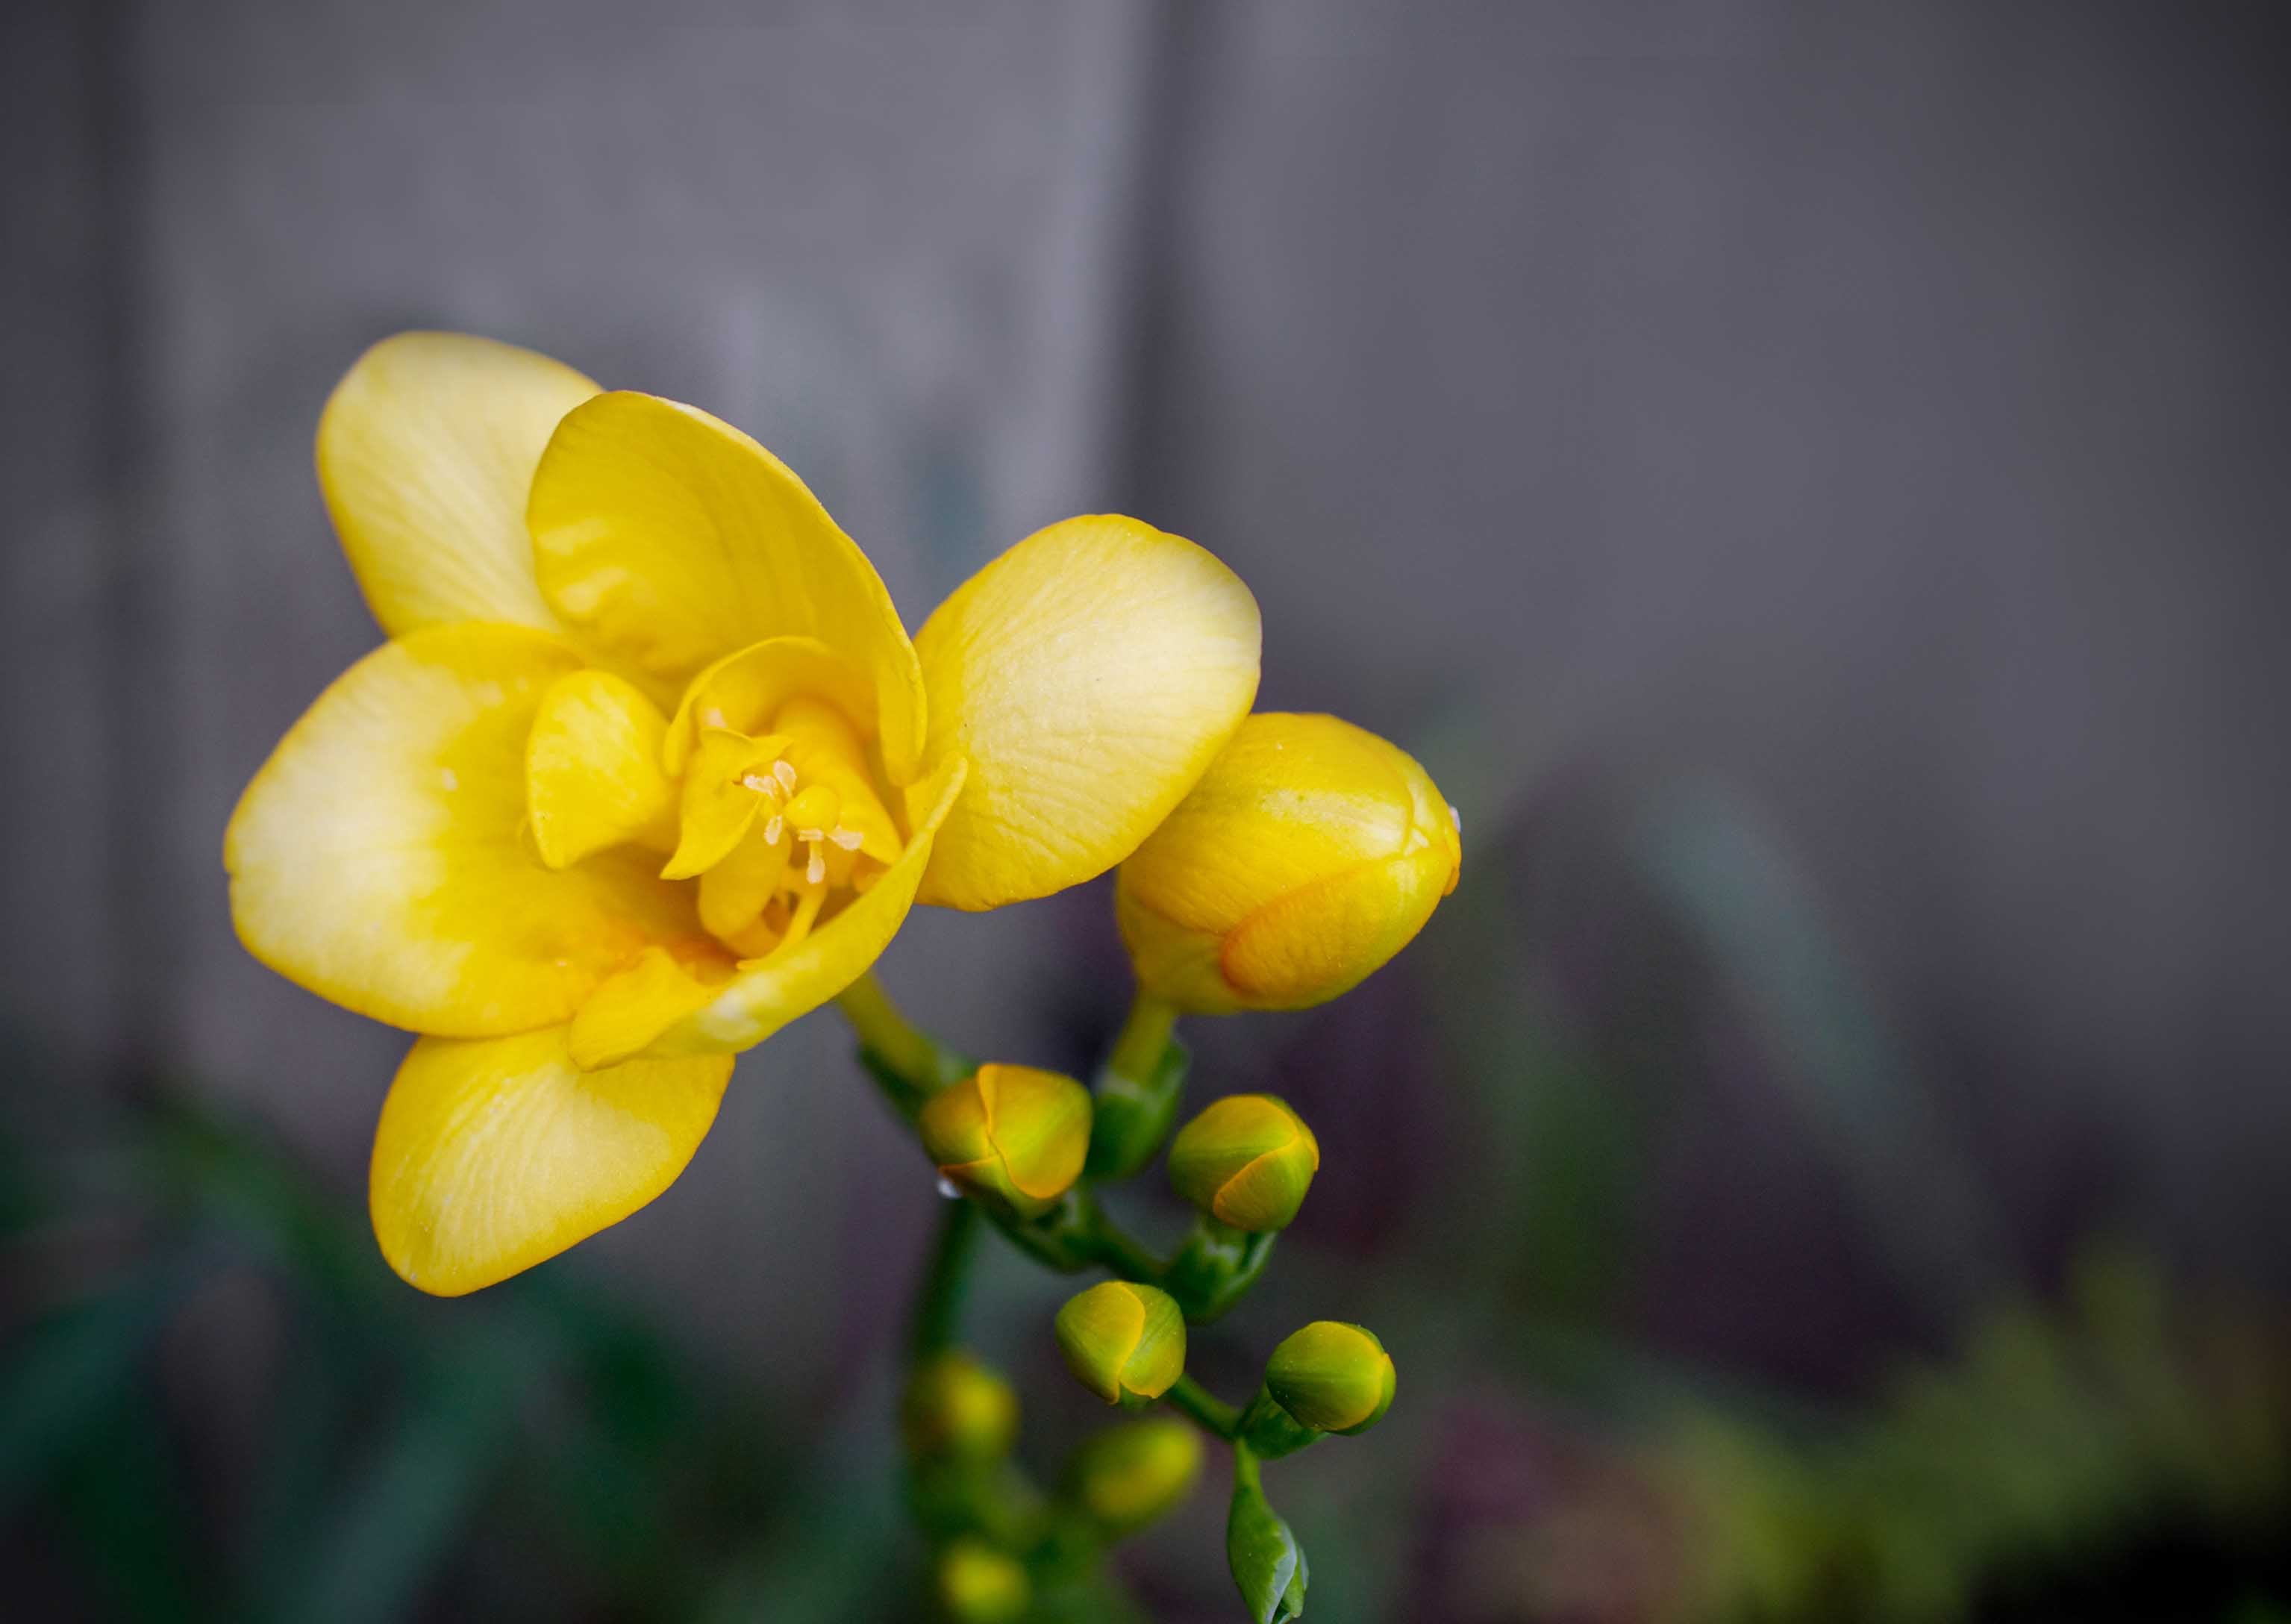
[226,331,1260,1296]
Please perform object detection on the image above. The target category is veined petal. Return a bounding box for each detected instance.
[525,669,676,869]
[370,1026,732,1296]
[637,758,968,1060]
[912,516,1260,911]
[527,391,925,780]
[225,625,709,1036]
[318,331,598,637]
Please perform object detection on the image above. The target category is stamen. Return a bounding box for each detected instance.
[828,827,864,851]
[763,815,784,846]
[772,760,798,791]
[740,772,775,793]
[806,849,827,886]
[779,876,828,950]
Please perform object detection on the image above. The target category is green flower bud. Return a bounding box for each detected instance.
[1167,1094,1320,1231]
[1265,1321,1395,1435]
[935,1537,1028,1623]
[1068,1417,1203,1534]
[1054,1280,1187,1405]
[901,1352,1019,1462]
[917,1064,1092,1220]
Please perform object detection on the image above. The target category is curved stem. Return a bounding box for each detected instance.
[1163,1373,1242,1441]
[837,970,969,1094]
[1105,991,1177,1084]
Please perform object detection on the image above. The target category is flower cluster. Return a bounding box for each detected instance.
[228,331,1461,1618]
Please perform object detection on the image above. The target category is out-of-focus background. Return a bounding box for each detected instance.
[5,3,2288,1620]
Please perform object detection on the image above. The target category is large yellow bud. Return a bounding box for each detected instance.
[916,1064,1092,1220]
[1115,713,1460,1014]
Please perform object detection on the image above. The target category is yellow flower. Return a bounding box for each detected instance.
[226,332,1261,1295]
[1116,712,1460,1014]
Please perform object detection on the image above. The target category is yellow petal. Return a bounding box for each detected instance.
[527,391,925,779]
[1219,844,1457,1008]
[525,669,676,869]
[318,331,599,637]
[370,1026,731,1295]
[636,758,969,1059]
[226,626,709,1035]
[911,515,1260,911]
[566,946,727,1069]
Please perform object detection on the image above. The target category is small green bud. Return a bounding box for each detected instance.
[1068,1417,1203,1534]
[1054,1280,1187,1405]
[1227,1467,1309,1623]
[1167,1094,1320,1231]
[917,1064,1092,1219]
[935,1536,1028,1623]
[901,1352,1019,1462]
[1265,1320,1395,1435]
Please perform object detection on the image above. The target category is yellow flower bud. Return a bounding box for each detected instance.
[916,1064,1092,1220]
[935,1537,1029,1623]
[1167,1093,1319,1231]
[1116,713,1462,1014]
[1054,1280,1187,1405]
[1069,1417,1203,1534]
[1265,1320,1396,1435]
[901,1352,1019,1461]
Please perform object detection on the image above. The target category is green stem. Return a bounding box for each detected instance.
[1232,1437,1263,1493]
[907,1198,983,1360]
[1075,1190,1167,1282]
[1163,1374,1242,1441]
[837,970,968,1095]
[1106,991,1178,1083]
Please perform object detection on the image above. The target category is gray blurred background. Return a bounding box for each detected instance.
[5,4,2289,1622]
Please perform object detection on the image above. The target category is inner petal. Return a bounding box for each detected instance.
[661,728,790,880]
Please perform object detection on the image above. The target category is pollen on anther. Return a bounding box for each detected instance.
[772,761,798,791]
[763,815,784,845]
[828,827,864,851]
[740,772,774,793]
[806,851,827,885]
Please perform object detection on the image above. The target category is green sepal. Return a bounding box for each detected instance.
[1226,1449,1308,1624]
[1164,1217,1276,1324]
[1086,1031,1189,1181]
[1236,1389,1322,1461]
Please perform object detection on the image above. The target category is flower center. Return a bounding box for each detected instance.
[667,694,904,961]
